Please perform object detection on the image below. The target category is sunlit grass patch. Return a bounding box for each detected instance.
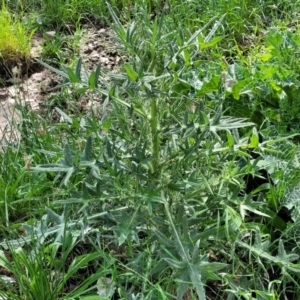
[0,2,34,63]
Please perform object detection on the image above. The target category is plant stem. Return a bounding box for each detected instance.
[150,98,160,175]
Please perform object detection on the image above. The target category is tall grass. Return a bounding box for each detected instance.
[0,1,33,62]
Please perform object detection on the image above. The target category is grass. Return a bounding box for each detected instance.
[1,0,300,299]
[0,1,33,63]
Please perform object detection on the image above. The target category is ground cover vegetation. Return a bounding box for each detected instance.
[1,0,300,299]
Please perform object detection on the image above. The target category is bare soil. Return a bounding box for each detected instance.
[0,26,121,147]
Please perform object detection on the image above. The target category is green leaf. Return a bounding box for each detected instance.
[79,296,106,300]
[210,117,254,131]
[231,78,252,100]
[182,49,191,66]
[75,57,82,80]
[155,230,175,248]
[248,127,259,148]
[63,143,74,167]
[189,265,206,300]
[277,239,299,263]
[94,64,101,88]
[204,14,225,42]
[199,36,223,49]
[124,64,138,81]
[253,183,271,194]
[198,75,220,94]
[62,167,76,186]
[67,67,79,83]
[226,131,235,147]
[149,259,168,276]
[0,250,10,268]
[164,258,187,269]
[102,118,112,131]
[31,164,72,172]
[82,136,93,161]
[65,252,104,281]
[88,71,96,89]
[55,107,73,124]
[240,204,270,218]
[35,58,69,79]
[75,87,89,97]
[106,2,126,41]
[46,207,63,223]
[177,270,189,300]
[237,240,276,262]
[212,105,223,125]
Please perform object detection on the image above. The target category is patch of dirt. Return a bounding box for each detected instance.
[75,27,122,113]
[0,68,59,146]
[79,27,121,72]
[0,26,122,148]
